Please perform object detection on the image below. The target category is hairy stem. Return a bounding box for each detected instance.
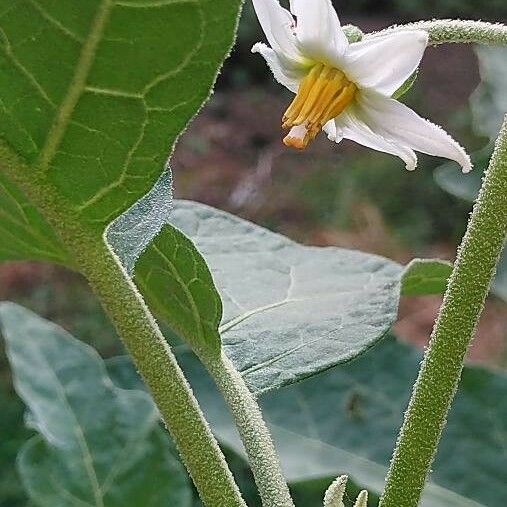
[205,352,295,507]
[372,19,507,45]
[0,142,246,507]
[379,117,507,507]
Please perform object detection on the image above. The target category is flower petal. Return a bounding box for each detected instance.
[357,91,472,172]
[332,109,418,170]
[343,31,428,96]
[289,0,348,65]
[252,43,305,92]
[252,0,302,61]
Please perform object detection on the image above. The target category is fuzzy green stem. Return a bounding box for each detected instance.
[372,19,507,45]
[379,117,507,507]
[0,142,246,507]
[205,352,295,507]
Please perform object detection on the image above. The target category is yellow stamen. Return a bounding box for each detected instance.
[282,63,323,124]
[282,64,357,149]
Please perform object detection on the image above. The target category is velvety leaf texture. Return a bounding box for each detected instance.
[109,336,505,506]
[0,0,241,234]
[107,167,173,275]
[0,302,192,507]
[137,200,404,393]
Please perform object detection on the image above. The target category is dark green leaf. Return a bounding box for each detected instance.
[137,200,403,392]
[0,0,242,248]
[0,302,192,507]
[110,336,502,506]
[136,222,223,354]
[401,258,452,296]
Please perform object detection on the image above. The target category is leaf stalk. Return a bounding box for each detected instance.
[205,352,295,507]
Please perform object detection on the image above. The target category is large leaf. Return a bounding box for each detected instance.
[136,200,404,393]
[135,200,456,392]
[110,336,505,506]
[0,0,241,254]
[0,302,192,507]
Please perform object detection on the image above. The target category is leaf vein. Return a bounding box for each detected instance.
[38,0,114,170]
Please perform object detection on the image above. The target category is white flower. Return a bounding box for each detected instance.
[251,0,472,172]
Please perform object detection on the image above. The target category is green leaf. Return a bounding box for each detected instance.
[111,336,504,506]
[493,253,507,301]
[401,258,452,296]
[136,200,404,393]
[136,221,223,354]
[0,302,192,507]
[0,0,241,242]
[470,46,507,140]
[434,150,487,203]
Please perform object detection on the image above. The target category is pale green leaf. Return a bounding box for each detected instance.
[434,151,487,203]
[136,200,404,392]
[435,45,507,301]
[0,302,192,507]
[106,168,173,275]
[470,46,507,140]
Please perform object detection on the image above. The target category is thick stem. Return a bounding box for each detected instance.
[205,352,295,507]
[372,19,507,45]
[379,117,507,507]
[0,142,246,507]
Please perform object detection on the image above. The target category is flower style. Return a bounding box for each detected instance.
[251,0,472,172]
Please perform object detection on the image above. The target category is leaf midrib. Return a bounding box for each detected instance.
[37,0,114,171]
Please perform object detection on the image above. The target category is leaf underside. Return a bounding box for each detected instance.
[0,302,192,507]
[137,200,405,393]
[138,202,453,393]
